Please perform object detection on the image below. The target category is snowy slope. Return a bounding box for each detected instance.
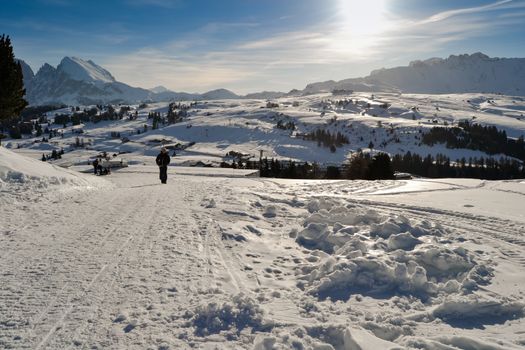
[6,91,525,171]
[0,147,109,203]
[0,161,524,349]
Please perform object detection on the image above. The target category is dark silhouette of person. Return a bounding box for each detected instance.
[156,147,171,184]
[92,158,99,175]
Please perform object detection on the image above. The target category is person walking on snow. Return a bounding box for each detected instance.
[92,158,99,175]
[156,147,171,184]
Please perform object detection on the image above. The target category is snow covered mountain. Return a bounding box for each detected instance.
[57,56,115,84]
[301,53,525,96]
[19,57,246,106]
[19,52,525,106]
[200,88,239,100]
[21,57,154,106]
[149,85,170,93]
[302,78,398,95]
[244,91,286,99]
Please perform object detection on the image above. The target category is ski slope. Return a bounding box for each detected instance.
[1,149,524,349]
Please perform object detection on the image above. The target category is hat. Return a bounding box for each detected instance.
[161,147,167,152]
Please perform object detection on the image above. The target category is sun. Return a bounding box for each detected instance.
[327,0,391,56]
[337,0,389,37]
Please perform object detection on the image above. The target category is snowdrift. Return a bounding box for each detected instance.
[0,147,108,193]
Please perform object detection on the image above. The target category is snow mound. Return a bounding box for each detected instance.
[297,199,492,301]
[189,294,272,337]
[405,335,523,350]
[432,296,524,328]
[253,325,403,350]
[0,147,107,193]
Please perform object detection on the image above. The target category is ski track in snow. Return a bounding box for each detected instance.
[1,173,525,349]
[0,174,244,349]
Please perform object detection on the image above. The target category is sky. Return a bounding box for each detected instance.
[2,0,525,94]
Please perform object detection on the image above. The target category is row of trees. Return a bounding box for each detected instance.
[221,153,395,180]
[391,151,525,180]
[54,106,129,126]
[422,121,525,161]
[149,103,189,129]
[302,129,350,152]
[221,151,524,180]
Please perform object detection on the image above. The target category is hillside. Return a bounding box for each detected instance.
[5,91,525,179]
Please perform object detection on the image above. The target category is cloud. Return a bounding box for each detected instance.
[382,1,525,52]
[419,0,513,24]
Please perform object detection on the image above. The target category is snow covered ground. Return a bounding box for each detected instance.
[4,92,525,169]
[1,150,524,349]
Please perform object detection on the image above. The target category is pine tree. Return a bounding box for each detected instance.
[0,34,27,125]
[367,153,394,180]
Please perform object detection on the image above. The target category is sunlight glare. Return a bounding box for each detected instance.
[331,0,391,56]
[339,0,389,36]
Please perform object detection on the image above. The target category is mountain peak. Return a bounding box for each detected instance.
[57,56,116,84]
[201,88,239,100]
[35,63,57,76]
[150,86,171,93]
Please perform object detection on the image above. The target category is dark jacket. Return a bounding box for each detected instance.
[156,152,171,167]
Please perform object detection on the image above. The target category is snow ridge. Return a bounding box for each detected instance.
[57,57,116,84]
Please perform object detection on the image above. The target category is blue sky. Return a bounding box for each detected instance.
[2,0,525,93]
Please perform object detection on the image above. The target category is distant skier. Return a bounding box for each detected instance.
[156,147,171,184]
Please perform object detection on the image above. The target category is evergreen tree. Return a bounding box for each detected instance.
[0,35,27,125]
[346,152,370,180]
[367,153,394,180]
